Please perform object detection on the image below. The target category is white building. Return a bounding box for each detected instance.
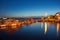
[55,12,60,20]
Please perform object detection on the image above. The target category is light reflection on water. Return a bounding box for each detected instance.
[0,22,60,40]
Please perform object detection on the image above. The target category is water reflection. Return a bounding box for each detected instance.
[55,23,60,36]
[0,22,60,34]
[40,22,44,29]
[56,23,59,33]
[44,22,48,34]
[0,22,60,40]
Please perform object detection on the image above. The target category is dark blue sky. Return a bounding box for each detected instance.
[0,0,60,17]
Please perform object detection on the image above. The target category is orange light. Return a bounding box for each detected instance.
[0,24,6,27]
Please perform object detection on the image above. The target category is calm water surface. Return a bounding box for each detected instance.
[0,22,60,40]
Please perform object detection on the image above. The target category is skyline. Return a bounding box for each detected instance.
[0,0,60,17]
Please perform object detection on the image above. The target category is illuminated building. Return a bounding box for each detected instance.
[55,12,60,20]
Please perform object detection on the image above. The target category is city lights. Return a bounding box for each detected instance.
[0,12,60,33]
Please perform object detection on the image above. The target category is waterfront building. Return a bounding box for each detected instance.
[55,12,60,20]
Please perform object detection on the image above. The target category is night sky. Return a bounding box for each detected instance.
[0,0,60,17]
